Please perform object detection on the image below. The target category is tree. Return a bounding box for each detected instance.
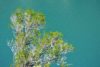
[8,9,74,67]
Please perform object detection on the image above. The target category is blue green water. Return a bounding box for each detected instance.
[0,0,100,67]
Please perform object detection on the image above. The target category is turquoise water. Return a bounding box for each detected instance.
[0,0,100,67]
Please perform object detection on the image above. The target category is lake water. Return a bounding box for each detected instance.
[0,0,100,67]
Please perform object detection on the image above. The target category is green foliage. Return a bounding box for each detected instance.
[8,9,74,67]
